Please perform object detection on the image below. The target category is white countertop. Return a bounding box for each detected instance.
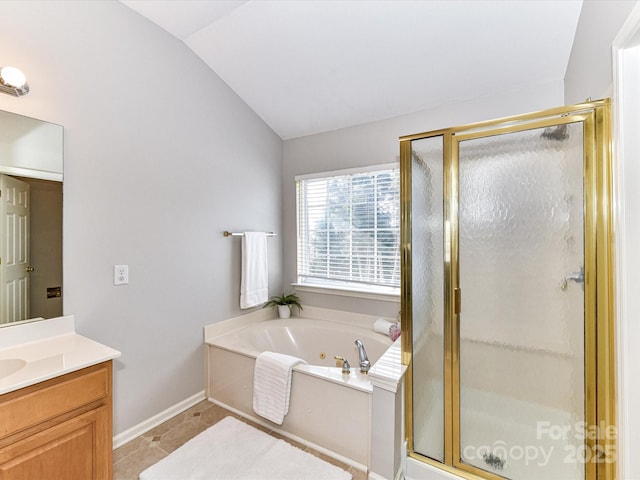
[0,315,121,396]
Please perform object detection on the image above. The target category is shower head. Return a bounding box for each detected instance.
[541,124,569,141]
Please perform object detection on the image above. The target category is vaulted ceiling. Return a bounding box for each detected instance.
[121,0,583,139]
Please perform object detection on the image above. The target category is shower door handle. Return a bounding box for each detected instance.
[561,267,584,291]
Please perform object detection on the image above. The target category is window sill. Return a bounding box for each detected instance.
[292,283,400,303]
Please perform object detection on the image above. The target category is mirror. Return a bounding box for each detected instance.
[0,110,63,326]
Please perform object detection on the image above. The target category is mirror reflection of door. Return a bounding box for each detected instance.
[0,174,62,325]
[0,174,30,324]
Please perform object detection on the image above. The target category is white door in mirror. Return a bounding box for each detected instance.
[114,265,129,286]
[0,175,30,323]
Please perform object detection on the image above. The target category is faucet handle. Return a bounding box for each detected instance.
[333,355,351,374]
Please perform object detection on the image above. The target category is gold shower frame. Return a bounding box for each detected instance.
[399,99,614,480]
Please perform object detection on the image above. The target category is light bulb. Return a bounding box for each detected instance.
[0,67,27,88]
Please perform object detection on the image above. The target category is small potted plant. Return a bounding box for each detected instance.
[263,292,303,319]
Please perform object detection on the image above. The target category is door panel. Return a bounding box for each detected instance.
[456,123,585,479]
[0,175,30,324]
[410,135,445,462]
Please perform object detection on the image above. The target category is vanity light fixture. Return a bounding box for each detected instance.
[0,66,29,97]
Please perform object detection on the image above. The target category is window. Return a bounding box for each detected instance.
[295,164,400,296]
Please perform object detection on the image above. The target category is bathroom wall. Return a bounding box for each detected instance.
[0,1,283,435]
[282,80,565,317]
[564,0,638,104]
[564,1,640,478]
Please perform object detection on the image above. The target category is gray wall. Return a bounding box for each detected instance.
[564,0,638,103]
[283,81,565,318]
[0,1,283,435]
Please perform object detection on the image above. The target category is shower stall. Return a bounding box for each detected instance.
[399,100,614,480]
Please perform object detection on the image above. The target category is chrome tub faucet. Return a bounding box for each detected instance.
[354,339,370,374]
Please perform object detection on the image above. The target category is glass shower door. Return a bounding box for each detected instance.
[401,100,614,480]
[410,135,445,462]
[456,122,586,479]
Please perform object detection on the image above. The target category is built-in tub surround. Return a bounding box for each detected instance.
[0,315,121,395]
[368,339,406,480]
[204,306,395,472]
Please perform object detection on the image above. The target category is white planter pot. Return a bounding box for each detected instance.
[278,305,291,319]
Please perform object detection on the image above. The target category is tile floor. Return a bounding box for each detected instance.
[113,399,367,480]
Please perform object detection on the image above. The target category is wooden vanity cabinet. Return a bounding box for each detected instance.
[0,361,113,480]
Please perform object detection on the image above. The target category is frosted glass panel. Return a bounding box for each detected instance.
[458,123,585,479]
[411,136,444,462]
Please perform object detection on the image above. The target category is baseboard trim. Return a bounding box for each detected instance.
[112,390,206,449]
[367,468,404,480]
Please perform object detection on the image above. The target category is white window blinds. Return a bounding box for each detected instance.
[296,165,400,292]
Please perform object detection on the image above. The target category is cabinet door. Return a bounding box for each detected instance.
[0,406,111,480]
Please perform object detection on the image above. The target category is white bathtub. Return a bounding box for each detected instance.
[205,313,394,471]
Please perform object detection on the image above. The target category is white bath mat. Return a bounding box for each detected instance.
[138,416,352,480]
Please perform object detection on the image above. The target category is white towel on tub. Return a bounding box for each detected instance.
[253,351,307,425]
[240,232,268,309]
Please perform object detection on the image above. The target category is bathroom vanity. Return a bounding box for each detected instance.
[0,316,120,479]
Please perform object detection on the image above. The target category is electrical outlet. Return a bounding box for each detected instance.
[114,265,129,285]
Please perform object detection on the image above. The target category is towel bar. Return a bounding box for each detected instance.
[223,231,277,237]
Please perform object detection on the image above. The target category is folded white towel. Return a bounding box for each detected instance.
[253,352,306,425]
[240,232,268,309]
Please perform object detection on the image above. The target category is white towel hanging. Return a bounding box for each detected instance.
[240,232,268,309]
